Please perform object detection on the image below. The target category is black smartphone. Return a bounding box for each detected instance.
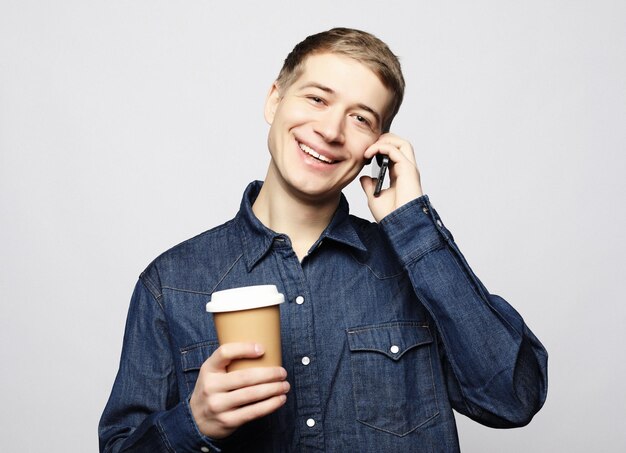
[373,154,389,197]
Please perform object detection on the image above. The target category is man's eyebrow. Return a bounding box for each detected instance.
[299,82,382,127]
[299,82,335,94]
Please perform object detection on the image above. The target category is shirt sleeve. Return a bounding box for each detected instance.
[379,195,548,428]
[98,277,224,453]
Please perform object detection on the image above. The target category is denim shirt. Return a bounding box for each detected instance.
[99,181,548,453]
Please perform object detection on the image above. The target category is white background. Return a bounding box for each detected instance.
[1,1,625,451]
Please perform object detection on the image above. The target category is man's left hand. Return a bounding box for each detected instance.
[360,133,424,222]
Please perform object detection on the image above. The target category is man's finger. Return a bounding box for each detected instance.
[221,366,288,392]
[204,343,264,372]
[221,394,288,428]
[364,135,416,165]
[226,380,290,409]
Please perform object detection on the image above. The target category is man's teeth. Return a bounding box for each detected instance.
[299,143,334,163]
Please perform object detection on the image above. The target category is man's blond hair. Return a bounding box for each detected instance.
[276,28,405,132]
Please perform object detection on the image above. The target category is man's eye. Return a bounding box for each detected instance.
[355,115,370,126]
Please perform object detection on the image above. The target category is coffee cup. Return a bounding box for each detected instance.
[206,285,284,371]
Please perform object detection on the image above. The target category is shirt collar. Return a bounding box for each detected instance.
[236,181,367,271]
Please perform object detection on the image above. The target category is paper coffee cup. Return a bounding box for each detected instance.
[206,285,284,371]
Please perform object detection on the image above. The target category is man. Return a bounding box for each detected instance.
[99,28,548,452]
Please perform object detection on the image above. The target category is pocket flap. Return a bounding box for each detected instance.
[347,322,432,360]
[180,340,219,372]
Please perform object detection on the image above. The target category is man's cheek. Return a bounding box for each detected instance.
[361,139,379,165]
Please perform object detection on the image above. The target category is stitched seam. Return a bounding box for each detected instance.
[347,321,429,333]
[161,286,212,296]
[356,410,441,437]
[347,250,405,280]
[210,253,244,293]
[400,239,446,267]
[140,271,162,301]
[180,339,220,354]
[155,419,176,453]
[139,275,166,312]
[349,341,433,359]
[426,340,441,423]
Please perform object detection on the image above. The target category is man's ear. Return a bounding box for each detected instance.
[264,82,281,125]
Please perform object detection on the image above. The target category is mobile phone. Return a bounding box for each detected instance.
[373,154,389,197]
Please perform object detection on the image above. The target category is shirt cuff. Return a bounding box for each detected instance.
[157,397,223,453]
[379,195,451,266]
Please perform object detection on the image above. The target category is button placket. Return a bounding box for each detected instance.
[277,253,325,449]
[284,281,324,447]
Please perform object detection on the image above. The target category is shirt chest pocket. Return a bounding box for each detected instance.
[180,340,219,395]
[347,322,439,436]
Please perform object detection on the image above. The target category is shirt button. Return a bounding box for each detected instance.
[201,447,210,453]
[295,296,305,305]
[306,418,316,428]
[422,206,429,214]
[301,356,311,366]
[390,345,400,354]
[436,219,443,227]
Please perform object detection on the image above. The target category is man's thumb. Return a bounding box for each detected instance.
[359,175,376,198]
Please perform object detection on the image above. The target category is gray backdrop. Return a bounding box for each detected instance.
[1,1,625,451]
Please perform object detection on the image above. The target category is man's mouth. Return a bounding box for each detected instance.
[298,142,335,164]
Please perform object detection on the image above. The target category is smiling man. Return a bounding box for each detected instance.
[99,28,548,452]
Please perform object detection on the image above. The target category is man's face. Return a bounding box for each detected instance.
[264,52,393,204]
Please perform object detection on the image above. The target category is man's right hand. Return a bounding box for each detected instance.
[189,343,290,439]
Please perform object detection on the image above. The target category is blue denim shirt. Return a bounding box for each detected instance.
[99,181,548,452]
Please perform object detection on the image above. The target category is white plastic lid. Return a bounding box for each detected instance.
[206,285,285,313]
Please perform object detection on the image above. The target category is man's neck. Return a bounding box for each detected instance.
[252,173,340,262]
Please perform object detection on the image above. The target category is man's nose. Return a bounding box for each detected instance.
[314,110,345,144]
